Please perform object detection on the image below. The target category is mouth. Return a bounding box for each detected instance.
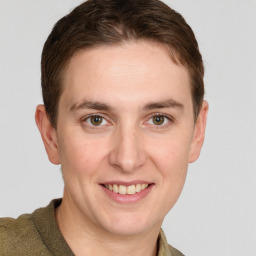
[102,183,150,195]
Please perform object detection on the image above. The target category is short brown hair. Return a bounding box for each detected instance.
[41,0,204,128]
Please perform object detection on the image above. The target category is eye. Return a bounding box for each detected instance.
[84,115,108,126]
[152,115,165,125]
[147,114,172,127]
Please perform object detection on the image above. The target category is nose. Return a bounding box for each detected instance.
[109,126,146,173]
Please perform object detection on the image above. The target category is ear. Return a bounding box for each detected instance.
[189,100,209,163]
[35,105,60,165]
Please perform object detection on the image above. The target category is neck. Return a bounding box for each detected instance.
[56,195,161,256]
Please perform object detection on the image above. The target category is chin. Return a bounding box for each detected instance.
[101,212,161,237]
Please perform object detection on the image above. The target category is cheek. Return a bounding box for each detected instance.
[155,144,189,193]
[57,134,107,177]
[143,137,190,218]
[148,134,192,172]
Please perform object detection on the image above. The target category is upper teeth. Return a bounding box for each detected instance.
[104,184,149,195]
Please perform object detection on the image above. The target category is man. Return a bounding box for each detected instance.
[0,0,208,255]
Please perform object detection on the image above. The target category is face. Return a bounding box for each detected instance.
[37,40,208,237]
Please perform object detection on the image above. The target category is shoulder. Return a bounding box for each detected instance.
[0,212,49,255]
[0,213,35,242]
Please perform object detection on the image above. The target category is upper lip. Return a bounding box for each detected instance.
[101,180,153,186]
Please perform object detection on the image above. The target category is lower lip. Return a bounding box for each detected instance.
[101,184,154,203]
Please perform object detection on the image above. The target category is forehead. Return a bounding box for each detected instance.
[60,40,192,110]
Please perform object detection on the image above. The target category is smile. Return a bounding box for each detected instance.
[103,184,149,195]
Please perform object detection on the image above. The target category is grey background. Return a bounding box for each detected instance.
[0,1,255,255]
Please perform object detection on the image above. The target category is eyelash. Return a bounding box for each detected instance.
[81,113,174,128]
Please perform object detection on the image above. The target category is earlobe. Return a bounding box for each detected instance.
[35,105,60,165]
[189,100,209,163]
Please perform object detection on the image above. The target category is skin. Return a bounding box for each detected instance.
[35,40,208,256]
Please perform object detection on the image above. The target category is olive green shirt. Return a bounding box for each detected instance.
[0,199,184,256]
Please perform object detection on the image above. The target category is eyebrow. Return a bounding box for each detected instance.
[70,100,112,112]
[70,98,184,112]
[143,99,184,111]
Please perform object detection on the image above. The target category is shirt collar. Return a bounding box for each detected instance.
[158,229,172,256]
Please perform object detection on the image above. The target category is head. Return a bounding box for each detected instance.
[41,0,204,128]
[36,0,208,238]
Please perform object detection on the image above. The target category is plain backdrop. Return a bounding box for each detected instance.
[0,1,255,255]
